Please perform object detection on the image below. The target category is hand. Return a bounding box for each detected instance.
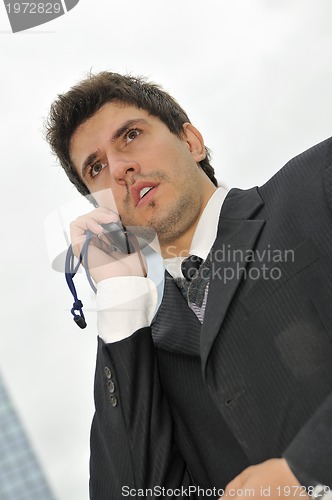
[221,459,309,500]
[70,207,147,283]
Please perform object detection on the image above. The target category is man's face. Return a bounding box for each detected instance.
[70,102,215,251]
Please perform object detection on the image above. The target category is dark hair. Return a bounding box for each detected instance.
[46,71,218,196]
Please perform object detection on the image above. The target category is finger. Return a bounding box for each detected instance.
[70,218,103,256]
[69,221,102,259]
[92,206,120,223]
[77,209,118,231]
[70,211,119,244]
[226,464,254,491]
[225,475,244,496]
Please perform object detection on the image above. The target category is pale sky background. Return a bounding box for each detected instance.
[0,1,332,498]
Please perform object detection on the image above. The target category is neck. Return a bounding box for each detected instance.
[160,227,196,259]
[160,184,217,258]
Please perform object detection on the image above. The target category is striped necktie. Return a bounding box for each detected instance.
[175,255,211,323]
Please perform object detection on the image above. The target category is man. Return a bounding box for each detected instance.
[47,72,332,499]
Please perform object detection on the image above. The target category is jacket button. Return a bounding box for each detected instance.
[109,395,118,407]
[107,380,115,394]
[104,366,112,379]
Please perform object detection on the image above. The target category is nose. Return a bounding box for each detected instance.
[109,158,141,185]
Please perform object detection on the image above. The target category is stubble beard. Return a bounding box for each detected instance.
[121,172,202,248]
[141,191,202,250]
[121,194,200,247]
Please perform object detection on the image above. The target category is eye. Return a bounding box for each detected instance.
[91,162,108,178]
[124,128,142,144]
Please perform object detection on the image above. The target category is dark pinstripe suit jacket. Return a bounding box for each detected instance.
[90,137,332,499]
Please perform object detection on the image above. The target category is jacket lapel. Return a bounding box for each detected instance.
[201,187,265,375]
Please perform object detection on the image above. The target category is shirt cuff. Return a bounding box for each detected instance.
[96,276,158,343]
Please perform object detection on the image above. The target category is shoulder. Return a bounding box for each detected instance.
[259,137,332,207]
[265,137,332,185]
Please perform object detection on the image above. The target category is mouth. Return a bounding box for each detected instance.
[131,182,159,207]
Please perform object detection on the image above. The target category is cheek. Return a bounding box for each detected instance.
[151,136,183,162]
[93,187,119,212]
[87,170,118,209]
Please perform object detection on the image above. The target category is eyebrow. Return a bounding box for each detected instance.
[81,118,148,179]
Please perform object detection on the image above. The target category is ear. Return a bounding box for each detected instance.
[182,123,206,162]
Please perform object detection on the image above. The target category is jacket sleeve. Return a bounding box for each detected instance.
[89,328,193,499]
[283,139,332,488]
[283,391,332,488]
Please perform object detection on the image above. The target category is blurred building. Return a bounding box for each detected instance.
[0,373,55,500]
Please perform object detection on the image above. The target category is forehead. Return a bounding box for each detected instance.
[70,101,165,155]
[72,102,152,140]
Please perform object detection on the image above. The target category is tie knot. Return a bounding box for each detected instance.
[181,255,203,281]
